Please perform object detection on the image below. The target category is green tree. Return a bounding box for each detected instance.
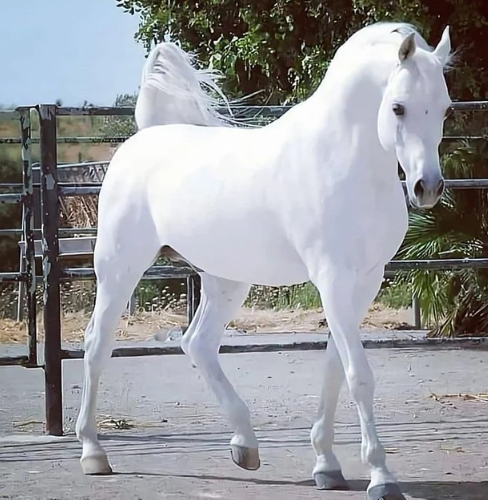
[100,93,137,138]
[117,0,488,102]
[117,0,369,103]
[355,0,488,100]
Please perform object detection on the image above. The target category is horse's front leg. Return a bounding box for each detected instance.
[309,261,406,500]
[310,335,348,490]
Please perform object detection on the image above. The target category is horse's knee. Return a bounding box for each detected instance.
[346,366,375,402]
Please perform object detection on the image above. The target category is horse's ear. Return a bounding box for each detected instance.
[398,33,416,62]
[433,26,451,64]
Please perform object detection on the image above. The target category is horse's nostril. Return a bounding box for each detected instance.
[413,179,424,199]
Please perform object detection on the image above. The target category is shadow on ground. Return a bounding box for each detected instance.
[113,472,487,500]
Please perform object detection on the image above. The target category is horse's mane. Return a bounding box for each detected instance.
[355,22,431,50]
[340,22,452,69]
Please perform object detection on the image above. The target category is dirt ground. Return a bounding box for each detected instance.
[1,348,488,499]
[0,304,413,344]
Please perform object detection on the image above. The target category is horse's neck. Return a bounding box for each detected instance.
[287,50,399,183]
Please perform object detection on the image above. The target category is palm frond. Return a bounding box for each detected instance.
[391,136,488,336]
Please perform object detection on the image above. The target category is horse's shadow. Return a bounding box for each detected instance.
[114,472,487,500]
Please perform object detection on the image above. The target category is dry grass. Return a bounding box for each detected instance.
[0,303,413,344]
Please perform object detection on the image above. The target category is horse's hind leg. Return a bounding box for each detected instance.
[75,234,159,475]
[183,274,259,469]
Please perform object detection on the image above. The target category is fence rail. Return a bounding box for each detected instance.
[0,101,488,435]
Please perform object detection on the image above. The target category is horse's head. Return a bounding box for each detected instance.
[377,27,452,209]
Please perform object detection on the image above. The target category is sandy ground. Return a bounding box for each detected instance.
[0,304,413,344]
[1,348,488,499]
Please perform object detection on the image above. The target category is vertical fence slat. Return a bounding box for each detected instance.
[38,104,63,436]
[187,275,201,324]
[19,108,37,365]
[412,296,422,329]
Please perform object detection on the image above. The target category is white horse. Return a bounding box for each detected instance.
[76,22,452,500]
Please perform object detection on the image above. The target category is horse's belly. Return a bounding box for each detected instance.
[162,211,309,286]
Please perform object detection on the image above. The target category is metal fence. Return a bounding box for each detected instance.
[0,101,487,436]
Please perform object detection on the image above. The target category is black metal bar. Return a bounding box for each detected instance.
[58,183,102,188]
[0,228,96,236]
[387,258,488,271]
[55,105,289,117]
[0,101,484,125]
[412,296,422,329]
[52,137,126,144]
[0,355,30,366]
[0,272,26,282]
[54,257,488,285]
[443,179,488,189]
[59,186,101,196]
[1,134,487,147]
[55,177,488,201]
[190,275,201,321]
[0,138,24,144]
[442,136,488,141]
[0,193,23,204]
[451,101,488,111]
[58,334,488,360]
[63,265,195,280]
[186,276,193,324]
[50,101,488,117]
[38,104,63,436]
[19,108,37,366]
[0,229,23,236]
[47,178,488,195]
[186,275,201,323]
[0,137,126,145]
[57,106,136,116]
[58,228,97,235]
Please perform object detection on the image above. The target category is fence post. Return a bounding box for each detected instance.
[187,274,201,323]
[38,104,63,436]
[19,107,37,366]
[412,295,422,329]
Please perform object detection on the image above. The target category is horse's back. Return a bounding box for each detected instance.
[100,123,310,285]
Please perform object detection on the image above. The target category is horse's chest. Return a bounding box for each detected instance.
[361,191,409,264]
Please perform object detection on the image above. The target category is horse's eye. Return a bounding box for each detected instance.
[392,103,405,116]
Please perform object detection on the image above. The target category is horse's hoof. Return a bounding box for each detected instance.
[80,454,113,475]
[230,445,260,470]
[367,483,406,500]
[314,470,350,490]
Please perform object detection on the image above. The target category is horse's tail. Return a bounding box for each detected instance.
[135,42,239,130]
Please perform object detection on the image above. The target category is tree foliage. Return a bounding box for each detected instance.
[117,0,488,103]
[0,145,22,272]
[99,93,137,138]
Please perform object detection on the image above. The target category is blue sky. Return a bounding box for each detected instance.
[0,0,146,106]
